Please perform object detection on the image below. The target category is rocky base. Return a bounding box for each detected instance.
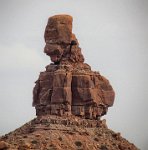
[0,115,138,150]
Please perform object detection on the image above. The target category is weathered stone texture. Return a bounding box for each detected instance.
[0,115,139,150]
[33,15,115,119]
[0,14,139,150]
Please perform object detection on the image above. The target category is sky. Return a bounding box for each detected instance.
[0,0,148,149]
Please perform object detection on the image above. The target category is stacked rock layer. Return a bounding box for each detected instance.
[33,15,115,119]
[0,15,139,150]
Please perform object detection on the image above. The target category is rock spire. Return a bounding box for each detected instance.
[0,14,139,150]
[33,14,115,119]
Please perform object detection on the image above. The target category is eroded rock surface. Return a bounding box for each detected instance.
[0,115,139,150]
[0,14,139,150]
[33,15,115,119]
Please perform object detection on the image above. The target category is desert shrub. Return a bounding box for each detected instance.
[75,141,82,147]
[94,137,99,142]
[58,136,62,141]
[31,140,38,144]
[100,145,108,150]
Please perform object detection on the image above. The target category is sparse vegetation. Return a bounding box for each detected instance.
[100,145,108,150]
[0,115,139,150]
[75,141,82,147]
[58,136,62,141]
[31,140,38,144]
[94,137,99,142]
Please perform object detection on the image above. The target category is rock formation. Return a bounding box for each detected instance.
[0,115,138,150]
[0,15,139,150]
[33,15,115,119]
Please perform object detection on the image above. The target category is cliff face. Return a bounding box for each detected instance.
[0,15,139,150]
[33,15,115,119]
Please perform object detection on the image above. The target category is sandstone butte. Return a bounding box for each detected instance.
[0,15,139,150]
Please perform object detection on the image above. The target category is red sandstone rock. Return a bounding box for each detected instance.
[44,15,73,44]
[0,141,8,150]
[33,15,115,119]
[44,15,84,64]
[0,115,139,150]
[0,14,138,150]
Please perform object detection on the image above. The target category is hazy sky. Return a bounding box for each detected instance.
[0,0,148,149]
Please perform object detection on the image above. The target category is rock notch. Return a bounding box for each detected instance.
[33,14,115,119]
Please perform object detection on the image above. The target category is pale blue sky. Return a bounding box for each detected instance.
[0,0,148,149]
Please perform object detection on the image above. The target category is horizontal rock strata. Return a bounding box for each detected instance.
[0,115,138,150]
[33,15,115,119]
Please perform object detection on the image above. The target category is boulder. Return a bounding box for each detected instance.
[0,141,8,150]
